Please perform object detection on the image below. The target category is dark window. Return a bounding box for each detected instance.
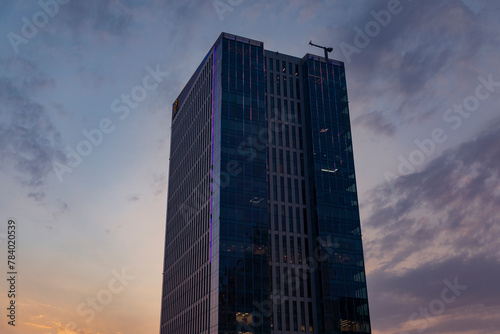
[300,152,305,176]
[296,78,300,99]
[275,235,280,261]
[297,102,301,124]
[277,75,281,96]
[277,304,282,330]
[285,301,291,330]
[273,175,278,200]
[284,100,288,122]
[287,178,292,203]
[282,235,287,262]
[270,73,274,94]
[299,127,303,150]
[285,125,290,148]
[272,148,277,172]
[297,237,302,264]
[293,301,298,331]
[295,179,299,204]
[281,203,286,231]
[308,302,314,332]
[293,152,298,175]
[302,180,306,204]
[279,149,284,173]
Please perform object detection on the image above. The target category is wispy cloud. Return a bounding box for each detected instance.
[353,109,397,137]
[336,0,500,131]
[0,56,65,190]
[366,117,500,332]
[55,0,134,39]
[367,117,500,264]
[370,255,500,334]
[24,322,53,329]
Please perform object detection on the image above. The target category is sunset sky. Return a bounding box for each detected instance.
[1,1,499,333]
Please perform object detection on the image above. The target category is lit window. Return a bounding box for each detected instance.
[236,312,253,326]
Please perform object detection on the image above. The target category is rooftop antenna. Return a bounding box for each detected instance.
[309,40,333,61]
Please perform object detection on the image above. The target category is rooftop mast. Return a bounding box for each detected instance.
[309,40,333,61]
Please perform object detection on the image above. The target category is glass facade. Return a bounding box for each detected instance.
[160,47,213,334]
[264,49,320,333]
[161,33,370,334]
[302,55,370,333]
[211,34,270,334]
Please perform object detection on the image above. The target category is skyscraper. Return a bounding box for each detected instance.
[160,32,371,334]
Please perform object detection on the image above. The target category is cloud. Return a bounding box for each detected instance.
[369,255,500,334]
[366,117,500,266]
[0,57,65,190]
[54,0,215,45]
[55,0,134,39]
[127,194,140,201]
[297,0,320,23]
[353,109,397,136]
[28,191,46,201]
[365,117,500,331]
[333,0,500,126]
[460,0,488,14]
[150,173,167,196]
[24,322,53,329]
